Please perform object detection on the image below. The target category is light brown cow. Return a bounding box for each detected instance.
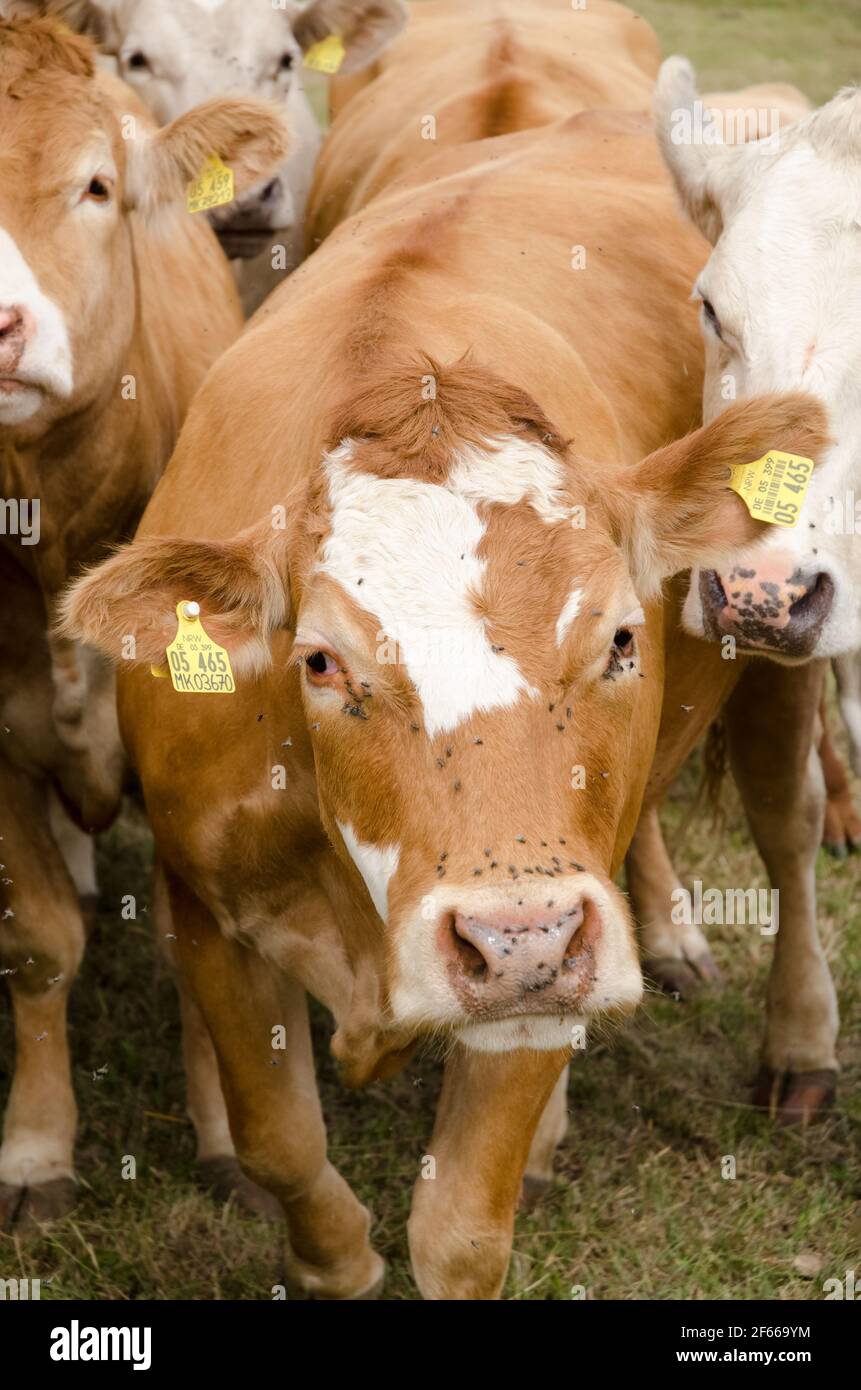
[308,0,662,248]
[60,0,827,1295]
[0,16,289,1227]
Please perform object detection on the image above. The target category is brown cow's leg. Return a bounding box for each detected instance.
[521,1063,569,1205]
[725,661,839,1126]
[0,767,84,1230]
[164,871,383,1298]
[152,865,279,1219]
[409,1045,568,1299]
[626,802,720,998]
[818,691,861,857]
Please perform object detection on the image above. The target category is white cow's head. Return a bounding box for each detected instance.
[8,0,407,254]
[656,58,861,661]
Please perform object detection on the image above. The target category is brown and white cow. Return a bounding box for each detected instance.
[60,0,827,1295]
[6,0,408,316]
[0,16,289,1227]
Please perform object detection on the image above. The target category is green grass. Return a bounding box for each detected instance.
[2,0,860,1301]
[636,0,861,102]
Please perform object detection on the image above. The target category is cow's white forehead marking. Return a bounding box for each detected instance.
[0,227,72,424]
[555,587,583,647]
[449,436,569,523]
[320,441,546,738]
[337,821,400,923]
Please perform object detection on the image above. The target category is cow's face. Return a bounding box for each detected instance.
[60,362,828,1051]
[46,0,406,255]
[0,16,288,442]
[657,61,861,661]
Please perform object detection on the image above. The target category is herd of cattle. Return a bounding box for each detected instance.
[0,0,858,1300]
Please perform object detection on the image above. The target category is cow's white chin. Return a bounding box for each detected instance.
[0,382,42,425]
[456,1014,586,1053]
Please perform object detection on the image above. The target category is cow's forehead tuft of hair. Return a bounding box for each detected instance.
[324,355,569,486]
[0,17,97,91]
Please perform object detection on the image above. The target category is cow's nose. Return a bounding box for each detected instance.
[443,895,601,1007]
[700,559,834,658]
[0,305,26,373]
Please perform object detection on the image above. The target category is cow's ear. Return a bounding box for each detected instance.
[607,393,831,596]
[125,97,290,217]
[57,517,292,676]
[292,0,407,76]
[654,55,758,244]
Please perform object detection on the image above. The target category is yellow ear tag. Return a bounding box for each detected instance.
[187,155,235,214]
[728,450,814,528]
[162,602,236,694]
[303,33,346,74]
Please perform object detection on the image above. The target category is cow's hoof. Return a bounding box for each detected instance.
[198,1156,282,1220]
[752,1067,837,1126]
[645,946,720,999]
[282,1252,386,1300]
[519,1174,552,1211]
[0,1177,78,1233]
[822,795,861,857]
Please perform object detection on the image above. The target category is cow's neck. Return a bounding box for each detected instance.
[2,345,172,603]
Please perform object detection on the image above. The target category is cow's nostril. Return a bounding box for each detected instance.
[261,177,283,203]
[0,306,23,340]
[449,915,488,980]
[789,571,834,624]
[701,568,728,615]
[561,903,586,960]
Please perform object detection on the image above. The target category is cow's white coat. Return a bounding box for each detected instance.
[0,228,73,424]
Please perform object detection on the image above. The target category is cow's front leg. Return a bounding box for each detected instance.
[409,1045,568,1299]
[725,660,838,1125]
[152,865,279,1218]
[164,871,383,1299]
[0,768,86,1229]
[626,802,720,998]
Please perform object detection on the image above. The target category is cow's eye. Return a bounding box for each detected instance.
[84,177,112,204]
[127,50,149,70]
[305,650,339,680]
[280,52,294,70]
[701,297,722,339]
[612,628,635,660]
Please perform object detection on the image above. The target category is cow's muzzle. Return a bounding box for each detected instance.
[699,559,834,658]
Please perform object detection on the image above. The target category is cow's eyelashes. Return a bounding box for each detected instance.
[701,297,723,339]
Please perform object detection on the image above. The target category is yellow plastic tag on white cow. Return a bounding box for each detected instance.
[728,450,814,528]
[161,602,236,694]
[187,155,235,214]
[303,33,346,74]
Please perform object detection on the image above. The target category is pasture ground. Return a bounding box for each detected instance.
[1,0,859,1300]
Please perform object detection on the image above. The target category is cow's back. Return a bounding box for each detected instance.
[307,0,661,245]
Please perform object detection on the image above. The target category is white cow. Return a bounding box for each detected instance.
[656,62,861,664]
[13,0,407,314]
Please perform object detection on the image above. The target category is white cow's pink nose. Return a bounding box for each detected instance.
[439,893,601,1011]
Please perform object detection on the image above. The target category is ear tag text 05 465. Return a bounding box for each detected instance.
[303,33,346,74]
[187,155,235,214]
[158,602,236,694]
[728,450,813,528]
